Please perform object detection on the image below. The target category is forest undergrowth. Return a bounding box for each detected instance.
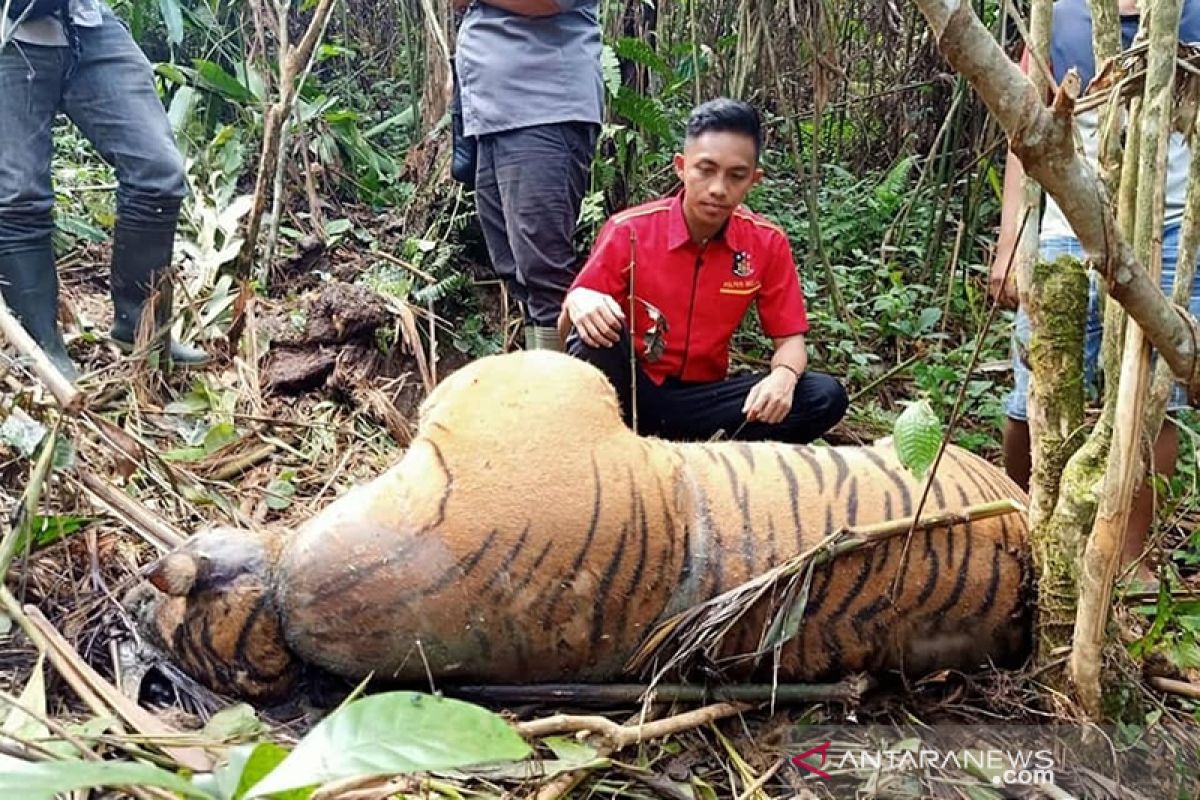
[3,1,1200,798]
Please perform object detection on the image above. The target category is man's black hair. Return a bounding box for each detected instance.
[684,98,763,159]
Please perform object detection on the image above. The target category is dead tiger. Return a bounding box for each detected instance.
[127,350,1034,701]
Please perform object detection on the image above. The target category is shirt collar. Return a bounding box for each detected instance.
[667,191,744,251]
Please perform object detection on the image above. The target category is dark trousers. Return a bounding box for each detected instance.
[569,333,849,444]
[0,9,187,256]
[474,121,598,327]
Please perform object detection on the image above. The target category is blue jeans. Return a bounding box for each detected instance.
[1005,227,1200,420]
[0,7,186,256]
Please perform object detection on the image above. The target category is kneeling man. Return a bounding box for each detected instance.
[560,98,848,443]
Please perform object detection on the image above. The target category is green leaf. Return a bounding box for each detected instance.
[211,743,296,800]
[193,60,256,104]
[157,0,184,44]
[265,473,297,511]
[918,306,942,332]
[0,759,215,800]
[325,219,353,237]
[893,399,943,481]
[612,37,673,77]
[542,736,598,764]
[2,654,47,742]
[168,86,199,134]
[244,692,531,798]
[203,704,268,743]
[601,44,621,98]
[1169,638,1200,669]
[55,214,108,242]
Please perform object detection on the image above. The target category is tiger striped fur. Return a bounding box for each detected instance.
[129,350,1034,701]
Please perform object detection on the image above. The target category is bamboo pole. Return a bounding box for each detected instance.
[1072,0,1184,719]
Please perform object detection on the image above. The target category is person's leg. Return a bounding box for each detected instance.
[63,9,203,364]
[646,370,847,444]
[1002,305,1033,491]
[493,122,598,350]
[0,40,77,379]
[1003,238,1094,493]
[566,329,664,434]
[1123,421,1178,583]
[473,132,526,341]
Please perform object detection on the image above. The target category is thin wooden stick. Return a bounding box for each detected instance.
[733,756,785,800]
[628,229,638,435]
[447,677,871,707]
[522,701,749,800]
[0,296,82,412]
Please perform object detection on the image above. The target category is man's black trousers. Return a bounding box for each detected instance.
[568,334,849,444]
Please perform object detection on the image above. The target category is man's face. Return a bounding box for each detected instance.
[673,131,763,230]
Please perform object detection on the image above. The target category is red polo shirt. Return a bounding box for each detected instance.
[568,192,809,384]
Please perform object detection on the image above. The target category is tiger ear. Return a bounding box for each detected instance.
[146,552,199,596]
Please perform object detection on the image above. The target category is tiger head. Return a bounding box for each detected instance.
[126,525,299,701]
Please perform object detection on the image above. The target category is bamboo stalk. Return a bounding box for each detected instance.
[1072,0,1184,719]
[0,296,82,412]
[72,469,186,552]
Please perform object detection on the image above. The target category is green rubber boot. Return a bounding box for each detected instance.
[0,246,79,381]
[109,222,209,366]
[523,324,563,352]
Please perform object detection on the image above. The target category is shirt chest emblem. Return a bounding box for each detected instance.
[731,250,754,277]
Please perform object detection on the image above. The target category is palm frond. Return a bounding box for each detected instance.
[626,499,1026,688]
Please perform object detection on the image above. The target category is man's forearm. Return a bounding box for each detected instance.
[479,0,561,16]
[771,334,808,377]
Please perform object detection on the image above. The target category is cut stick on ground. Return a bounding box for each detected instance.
[447,677,872,707]
[522,702,748,800]
[9,596,214,773]
[0,295,82,412]
[73,468,186,552]
[516,701,750,752]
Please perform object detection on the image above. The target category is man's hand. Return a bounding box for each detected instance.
[565,287,625,348]
[453,0,471,10]
[988,243,1020,310]
[742,366,797,425]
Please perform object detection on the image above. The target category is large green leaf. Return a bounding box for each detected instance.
[244,692,531,798]
[158,0,183,44]
[0,759,215,800]
[893,399,943,482]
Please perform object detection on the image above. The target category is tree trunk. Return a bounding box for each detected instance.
[1026,254,1088,667]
